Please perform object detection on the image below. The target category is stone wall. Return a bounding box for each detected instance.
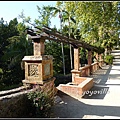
[0,81,57,118]
[41,77,57,98]
[0,87,34,118]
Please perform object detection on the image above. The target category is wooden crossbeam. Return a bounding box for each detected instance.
[26,26,104,53]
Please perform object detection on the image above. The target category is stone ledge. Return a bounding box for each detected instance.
[78,78,93,88]
[22,55,53,61]
[22,77,56,85]
[0,86,29,97]
[0,89,34,101]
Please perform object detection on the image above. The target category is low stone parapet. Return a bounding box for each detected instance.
[91,62,99,73]
[0,86,34,118]
[56,77,94,99]
[79,65,91,77]
[0,77,57,118]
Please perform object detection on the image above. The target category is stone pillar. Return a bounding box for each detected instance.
[88,51,92,65]
[88,51,92,75]
[74,47,80,70]
[99,54,101,61]
[95,53,99,70]
[96,53,99,62]
[34,39,45,56]
[22,36,54,85]
[71,47,81,82]
[99,54,103,67]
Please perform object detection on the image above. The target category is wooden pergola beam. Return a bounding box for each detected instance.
[26,26,104,54]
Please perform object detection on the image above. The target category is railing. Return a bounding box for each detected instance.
[79,61,104,77]
[79,65,91,77]
[91,62,99,73]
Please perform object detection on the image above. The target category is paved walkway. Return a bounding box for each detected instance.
[52,50,120,119]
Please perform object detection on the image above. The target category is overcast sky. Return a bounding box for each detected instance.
[0,1,60,28]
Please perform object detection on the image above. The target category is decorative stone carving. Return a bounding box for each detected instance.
[28,64,39,77]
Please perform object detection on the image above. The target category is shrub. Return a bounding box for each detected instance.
[27,87,54,118]
[104,55,114,65]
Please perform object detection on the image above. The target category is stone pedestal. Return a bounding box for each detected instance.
[22,55,53,85]
[71,69,81,82]
[22,36,56,97]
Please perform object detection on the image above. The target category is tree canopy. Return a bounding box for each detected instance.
[0,1,120,90]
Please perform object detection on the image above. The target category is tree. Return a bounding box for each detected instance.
[44,1,77,72]
[64,2,120,54]
[0,18,32,90]
[43,2,66,75]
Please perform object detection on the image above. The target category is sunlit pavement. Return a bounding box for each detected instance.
[52,50,120,119]
[81,50,120,119]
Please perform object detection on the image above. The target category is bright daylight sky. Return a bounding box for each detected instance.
[0,1,60,29]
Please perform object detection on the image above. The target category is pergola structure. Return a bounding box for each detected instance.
[27,26,104,53]
[22,25,105,98]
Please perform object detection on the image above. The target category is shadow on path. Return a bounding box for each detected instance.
[52,64,120,118]
[52,91,120,118]
[90,65,112,85]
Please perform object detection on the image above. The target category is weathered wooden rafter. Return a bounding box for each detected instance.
[26,26,104,53]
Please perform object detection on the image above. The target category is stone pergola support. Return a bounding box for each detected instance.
[74,47,80,70]
[96,53,99,62]
[71,47,81,82]
[88,51,92,65]
[22,36,56,98]
[33,38,45,56]
[87,50,92,75]
[99,53,103,67]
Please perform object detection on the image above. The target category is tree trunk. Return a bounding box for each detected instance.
[60,11,66,75]
[69,15,73,70]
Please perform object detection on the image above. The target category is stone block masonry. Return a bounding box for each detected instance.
[0,86,34,118]
[0,81,57,118]
[57,77,94,99]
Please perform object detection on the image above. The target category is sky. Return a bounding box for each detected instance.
[0,1,60,29]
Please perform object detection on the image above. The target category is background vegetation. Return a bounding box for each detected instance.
[0,1,120,90]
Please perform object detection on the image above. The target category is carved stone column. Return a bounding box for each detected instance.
[33,38,45,56]
[96,53,99,62]
[74,47,80,70]
[71,47,81,82]
[88,51,92,65]
[99,54,103,67]
[22,36,54,85]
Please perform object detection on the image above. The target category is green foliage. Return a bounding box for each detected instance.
[0,83,22,91]
[64,2,120,52]
[54,73,72,87]
[34,5,54,28]
[45,40,71,75]
[27,88,54,118]
[0,17,33,90]
[104,55,114,65]
[80,48,88,66]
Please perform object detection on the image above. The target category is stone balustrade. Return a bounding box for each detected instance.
[91,62,99,73]
[79,65,91,77]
